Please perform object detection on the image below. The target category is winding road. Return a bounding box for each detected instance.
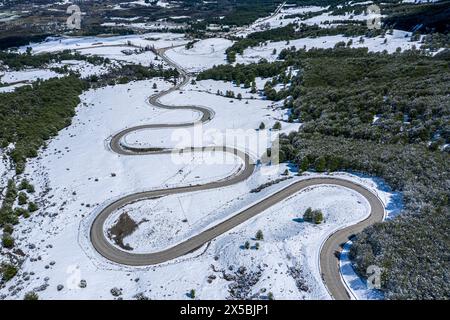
[89,46,385,300]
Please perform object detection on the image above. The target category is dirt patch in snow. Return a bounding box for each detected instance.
[107,212,147,251]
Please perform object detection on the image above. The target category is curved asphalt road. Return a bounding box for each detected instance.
[90,46,385,300]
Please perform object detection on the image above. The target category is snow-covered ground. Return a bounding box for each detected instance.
[75,46,164,68]
[0,70,399,299]
[234,6,325,37]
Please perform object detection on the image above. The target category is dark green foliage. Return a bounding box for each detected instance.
[303,207,324,224]
[100,65,179,87]
[382,0,450,34]
[281,48,450,146]
[2,232,14,248]
[303,207,313,221]
[0,76,86,173]
[23,291,39,300]
[349,206,449,299]
[1,263,18,281]
[278,48,449,299]
[198,59,302,102]
[212,0,281,27]
[226,23,385,63]
[273,121,282,130]
[27,202,38,212]
[255,230,264,240]
[198,60,286,84]
[0,50,108,71]
[226,24,297,62]
[3,224,13,235]
[0,180,19,227]
[17,192,28,206]
[14,207,29,218]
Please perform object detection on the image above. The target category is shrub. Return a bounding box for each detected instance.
[303,208,324,224]
[255,230,264,240]
[273,121,282,130]
[18,192,28,205]
[2,232,14,248]
[24,291,39,300]
[1,263,18,281]
[28,202,38,212]
[314,211,324,224]
[3,223,13,234]
[18,179,34,193]
[303,207,313,221]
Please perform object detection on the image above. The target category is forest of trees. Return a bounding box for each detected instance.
[0,76,87,174]
[275,47,449,299]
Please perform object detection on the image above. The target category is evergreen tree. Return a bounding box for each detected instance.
[255,230,264,240]
[303,207,313,222]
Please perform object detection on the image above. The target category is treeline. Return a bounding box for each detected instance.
[0,49,108,71]
[0,76,87,174]
[197,57,303,102]
[277,47,449,299]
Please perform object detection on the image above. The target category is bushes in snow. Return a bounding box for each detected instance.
[23,291,39,300]
[2,232,14,248]
[303,208,324,224]
[1,263,18,282]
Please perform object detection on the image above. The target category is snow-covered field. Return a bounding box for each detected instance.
[165,38,233,73]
